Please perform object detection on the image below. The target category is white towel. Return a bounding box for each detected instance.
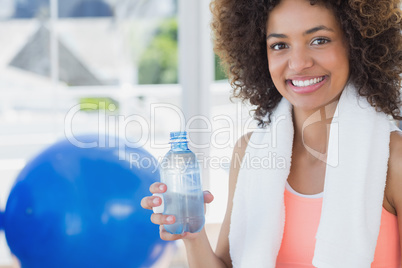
[229,83,392,268]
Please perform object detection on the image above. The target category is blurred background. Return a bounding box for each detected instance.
[0,0,256,267]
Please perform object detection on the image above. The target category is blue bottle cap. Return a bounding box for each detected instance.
[170,131,187,141]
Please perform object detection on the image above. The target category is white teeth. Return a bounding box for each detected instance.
[291,77,324,87]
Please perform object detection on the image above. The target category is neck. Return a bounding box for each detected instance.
[292,101,338,163]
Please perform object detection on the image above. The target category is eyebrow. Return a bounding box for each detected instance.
[266,25,335,40]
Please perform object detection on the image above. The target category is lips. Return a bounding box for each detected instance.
[286,75,327,94]
[290,76,325,87]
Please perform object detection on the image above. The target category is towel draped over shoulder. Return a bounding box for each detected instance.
[229,84,393,268]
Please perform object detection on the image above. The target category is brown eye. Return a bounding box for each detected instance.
[270,43,288,50]
[311,38,330,45]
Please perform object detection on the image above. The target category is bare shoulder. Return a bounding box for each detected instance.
[228,132,254,201]
[214,132,253,267]
[390,130,402,149]
[231,132,253,168]
[388,131,402,178]
[234,132,254,152]
[385,131,402,214]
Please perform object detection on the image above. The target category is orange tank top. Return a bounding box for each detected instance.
[276,184,401,267]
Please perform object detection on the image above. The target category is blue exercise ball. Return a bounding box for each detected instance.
[3,135,168,268]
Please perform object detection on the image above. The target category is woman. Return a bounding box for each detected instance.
[141,0,402,267]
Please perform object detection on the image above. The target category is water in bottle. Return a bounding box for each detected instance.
[159,131,205,234]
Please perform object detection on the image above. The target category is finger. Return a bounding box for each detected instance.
[140,195,162,210]
[159,225,185,241]
[203,190,214,204]
[151,214,175,225]
[149,182,167,194]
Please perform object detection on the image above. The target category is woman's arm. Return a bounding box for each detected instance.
[183,132,253,268]
[385,131,402,261]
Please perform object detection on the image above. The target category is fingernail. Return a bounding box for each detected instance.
[159,185,164,191]
[153,198,159,205]
[166,216,173,222]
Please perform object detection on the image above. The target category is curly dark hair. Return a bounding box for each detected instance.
[210,0,402,126]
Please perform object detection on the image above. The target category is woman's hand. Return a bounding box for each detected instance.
[140,182,214,241]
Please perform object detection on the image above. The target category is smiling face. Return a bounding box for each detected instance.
[266,0,350,113]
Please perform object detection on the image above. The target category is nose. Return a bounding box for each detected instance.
[288,46,313,72]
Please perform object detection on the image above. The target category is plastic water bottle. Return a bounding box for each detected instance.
[155,131,205,234]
